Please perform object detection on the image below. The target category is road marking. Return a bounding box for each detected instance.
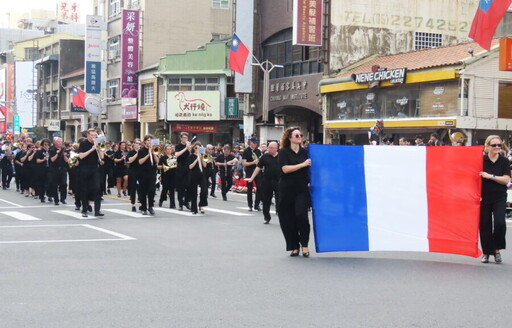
[205,207,253,216]
[103,209,147,218]
[154,208,198,216]
[236,207,276,214]
[0,224,136,244]
[0,198,23,208]
[1,211,41,221]
[53,210,98,220]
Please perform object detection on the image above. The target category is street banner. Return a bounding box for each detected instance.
[293,0,323,46]
[121,10,140,99]
[85,15,103,94]
[15,61,36,128]
[309,145,483,258]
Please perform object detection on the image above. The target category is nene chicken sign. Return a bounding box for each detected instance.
[352,67,407,84]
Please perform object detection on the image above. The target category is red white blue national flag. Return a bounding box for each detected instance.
[71,85,86,109]
[469,0,512,50]
[229,34,250,75]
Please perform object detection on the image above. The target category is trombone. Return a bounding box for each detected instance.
[152,145,162,156]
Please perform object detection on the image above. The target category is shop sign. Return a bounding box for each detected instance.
[172,122,218,133]
[270,80,309,102]
[167,91,220,121]
[500,38,512,71]
[47,119,61,132]
[121,10,140,98]
[292,0,323,46]
[225,97,239,116]
[352,67,407,84]
[122,97,138,120]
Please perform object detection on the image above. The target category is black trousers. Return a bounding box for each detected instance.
[278,184,310,251]
[205,167,216,195]
[128,169,139,205]
[219,170,232,198]
[159,172,176,208]
[48,167,68,203]
[14,165,22,190]
[176,165,189,207]
[139,170,156,211]
[2,166,13,188]
[246,174,262,209]
[261,177,279,222]
[79,165,101,213]
[480,197,507,255]
[35,167,48,200]
[189,173,208,213]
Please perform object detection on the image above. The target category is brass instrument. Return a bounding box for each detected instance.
[68,151,80,168]
[152,145,162,156]
[202,153,212,163]
[163,156,177,172]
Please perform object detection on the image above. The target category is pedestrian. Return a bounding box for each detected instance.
[136,135,159,215]
[126,139,141,212]
[204,144,217,198]
[187,142,208,214]
[48,137,69,205]
[158,144,177,208]
[278,127,311,257]
[242,137,262,211]
[479,135,510,263]
[78,128,105,217]
[175,132,191,211]
[215,145,237,201]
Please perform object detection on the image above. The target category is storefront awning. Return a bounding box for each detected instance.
[324,117,456,129]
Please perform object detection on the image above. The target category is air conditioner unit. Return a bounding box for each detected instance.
[50,96,57,103]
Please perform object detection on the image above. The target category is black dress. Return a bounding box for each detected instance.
[187,154,208,213]
[113,150,128,178]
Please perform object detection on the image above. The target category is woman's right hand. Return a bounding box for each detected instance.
[303,158,312,167]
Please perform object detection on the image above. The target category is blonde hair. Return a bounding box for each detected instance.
[484,135,502,146]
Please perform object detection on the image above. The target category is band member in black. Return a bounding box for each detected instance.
[1,144,14,189]
[48,137,69,205]
[35,139,51,203]
[187,142,208,214]
[21,143,36,197]
[127,139,140,212]
[175,132,191,211]
[113,141,129,197]
[103,143,115,195]
[246,141,280,224]
[204,144,217,198]
[28,141,40,197]
[78,128,104,218]
[215,146,237,201]
[158,144,177,208]
[14,143,26,193]
[242,137,262,211]
[136,135,159,215]
[69,141,82,211]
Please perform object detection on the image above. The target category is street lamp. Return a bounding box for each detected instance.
[251,59,283,123]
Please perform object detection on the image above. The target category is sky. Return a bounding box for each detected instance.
[0,0,94,27]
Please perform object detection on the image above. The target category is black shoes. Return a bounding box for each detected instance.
[184,204,191,210]
[248,207,253,212]
[54,202,59,206]
[254,206,261,211]
[82,212,88,218]
[141,211,148,215]
[481,255,490,263]
[148,208,155,215]
[210,194,216,198]
[158,201,163,207]
[179,206,183,211]
[94,212,104,217]
[132,206,136,212]
[222,196,227,201]
[61,200,67,205]
[264,220,270,224]
[75,206,81,211]
[88,205,93,212]
[290,250,300,257]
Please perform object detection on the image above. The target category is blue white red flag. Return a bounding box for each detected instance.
[469,0,512,50]
[229,34,250,75]
[309,145,483,258]
[71,85,86,109]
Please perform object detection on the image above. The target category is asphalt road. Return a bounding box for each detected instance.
[0,187,511,328]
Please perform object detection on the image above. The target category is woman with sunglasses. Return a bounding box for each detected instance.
[480,135,511,263]
[278,127,312,257]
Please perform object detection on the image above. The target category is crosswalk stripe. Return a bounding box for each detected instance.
[103,209,147,218]
[236,207,276,214]
[205,207,253,216]
[154,208,198,216]
[53,210,98,220]
[1,211,41,221]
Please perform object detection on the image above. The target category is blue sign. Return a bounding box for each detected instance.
[13,115,20,135]
[85,61,101,94]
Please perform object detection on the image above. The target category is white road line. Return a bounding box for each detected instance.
[102,209,147,218]
[0,224,80,228]
[82,224,136,240]
[0,199,23,208]
[205,207,253,216]
[236,207,276,214]
[154,208,199,216]
[0,238,132,244]
[1,211,41,221]
[53,210,98,220]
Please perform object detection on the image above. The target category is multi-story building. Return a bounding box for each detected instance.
[94,0,233,141]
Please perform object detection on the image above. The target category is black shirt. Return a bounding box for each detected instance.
[137,146,157,172]
[49,146,67,168]
[36,149,50,168]
[175,143,189,167]
[127,150,139,172]
[79,139,99,166]
[257,153,280,181]
[14,151,24,168]
[242,147,261,175]
[278,147,309,189]
[215,154,235,175]
[114,150,127,170]
[482,154,510,201]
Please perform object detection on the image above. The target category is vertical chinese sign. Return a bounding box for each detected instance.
[85,15,103,94]
[121,10,140,119]
[292,0,323,46]
[58,1,80,24]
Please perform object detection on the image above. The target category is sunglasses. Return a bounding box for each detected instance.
[293,134,303,138]
[489,144,502,148]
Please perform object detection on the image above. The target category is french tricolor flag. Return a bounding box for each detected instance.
[309,145,483,258]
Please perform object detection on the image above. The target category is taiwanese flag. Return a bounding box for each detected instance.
[229,34,250,75]
[71,85,86,109]
[469,0,512,50]
[309,145,483,258]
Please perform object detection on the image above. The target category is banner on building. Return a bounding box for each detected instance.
[47,119,61,132]
[293,0,323,46]
[171,122,218,133]
[13,115,20,135]
[122,97,138,120]
[121,10,140,99]
[234,0,254,93]
[0,67,5,103]
[58,2,80,23]
[225,97,239,116]
[167,91,220,121]
[0,105,6,133]
[15,62,36,128]
[85,15,103,94]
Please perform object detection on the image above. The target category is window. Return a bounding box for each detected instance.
[127,0,140,9]
[143,83,154,106]
[24,47,39,61]
[108,36,120,60]
[211,33,230,41]
[109,0,121,18]
[498,81,512,118]
[108,79,119,100]
[168,77,219,91]
[212,0,229,9]
[414,32,443,50]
